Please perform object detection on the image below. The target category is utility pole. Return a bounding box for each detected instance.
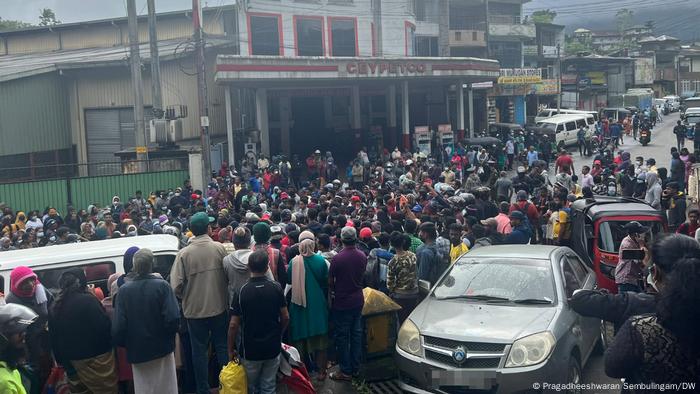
[193,0,212,184]
[557,43,562,111]
[147,0,163,119]
[484,0,490,58]
[127,0,148,171]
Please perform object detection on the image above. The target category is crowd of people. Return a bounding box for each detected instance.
[0,118,699,393]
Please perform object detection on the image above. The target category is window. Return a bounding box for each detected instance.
[154,255,175,281]
[249,14,282,55]
[565,121,576,131]
[694,81,700,93]
[681,80,691,93]
[566,255,589,285]
[556,124,564,132]
[561,259,581,298]
[329,18,357,57]
[415,0,426,21]
[576,119,587,128]
[598,221,662,254]
[295,17,324,56]
[541,31,556,47]
[405,22,416,56]
[416,36,438,57]
[36,262,116,296]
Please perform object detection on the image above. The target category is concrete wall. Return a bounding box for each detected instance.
[240,0,415,57]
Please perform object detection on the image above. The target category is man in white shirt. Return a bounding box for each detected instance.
[580,165,595,189]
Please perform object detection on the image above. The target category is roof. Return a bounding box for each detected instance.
[462,245,561,260]
[573,28,591,34]
[537,114,592,122]
[0,234,179,273]
[0,37,234,83]
[563,54,633,63]
[0,5,235,35]
[570,196,663,219]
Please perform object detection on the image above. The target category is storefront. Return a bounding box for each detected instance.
[488,68,559,125]
[215,56,499,162]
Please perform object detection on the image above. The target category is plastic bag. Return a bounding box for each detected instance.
[43,365,70,394]
[219,360,248,394]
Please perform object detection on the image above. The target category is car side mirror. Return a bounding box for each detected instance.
[418,280,431,294]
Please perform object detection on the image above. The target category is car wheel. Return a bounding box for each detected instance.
[594,320,614,355]
[566,357,582,394]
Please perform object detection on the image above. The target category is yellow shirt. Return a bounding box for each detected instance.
[450,243,469,263]
[0,362,26,394]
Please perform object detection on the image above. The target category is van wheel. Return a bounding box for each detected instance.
[594,320,614,355]
[566,357,582,394]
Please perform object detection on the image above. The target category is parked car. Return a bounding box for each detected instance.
[681,97,700,117]
[568,196,666,293]
[663,95,681,112]
[396,245,602,394]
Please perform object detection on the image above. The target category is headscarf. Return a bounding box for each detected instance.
[117,246,140,287]
[291,231,316,308]
[10,266,38,298]
[14,212,26,231]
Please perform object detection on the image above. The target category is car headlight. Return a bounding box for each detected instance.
[505,331,555,368]
[397,319,422,356]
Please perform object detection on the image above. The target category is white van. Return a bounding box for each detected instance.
[0,235,180,295]
[536,114,594,147]
[663,95,681,112]
[535,108,598,123]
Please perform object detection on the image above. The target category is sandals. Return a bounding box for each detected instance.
[329,371,352,381]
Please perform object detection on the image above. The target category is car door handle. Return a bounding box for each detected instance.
[572,326,582,338]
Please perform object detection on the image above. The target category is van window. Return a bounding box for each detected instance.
[36,262,116,296]
[565,122,577,131]
[0,276,4,293]
[585,117,595,126]
[154,255,176,281]
[556,124,564,133]
[576,119,587,128]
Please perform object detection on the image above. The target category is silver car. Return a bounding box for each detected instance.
[396,245,602,394]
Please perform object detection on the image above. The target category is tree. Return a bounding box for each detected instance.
[38,8,60,26]
[0,17,32,31]
[531,9,557,24]
[615,9,634,34]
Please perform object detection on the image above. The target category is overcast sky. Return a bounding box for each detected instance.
[1,0,696,41]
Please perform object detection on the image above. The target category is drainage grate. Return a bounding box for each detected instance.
[369,380,403,394]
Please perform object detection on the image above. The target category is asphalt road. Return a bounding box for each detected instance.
[568,112,681,178]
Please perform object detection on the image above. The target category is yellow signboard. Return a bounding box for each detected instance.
[498,76,543,84]
[135,146,148,154]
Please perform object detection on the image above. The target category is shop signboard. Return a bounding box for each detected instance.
[498,68,542,84]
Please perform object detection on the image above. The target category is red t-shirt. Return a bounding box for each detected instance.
[556,155,574,174]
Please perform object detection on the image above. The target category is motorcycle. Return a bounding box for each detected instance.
[639,129,651,146]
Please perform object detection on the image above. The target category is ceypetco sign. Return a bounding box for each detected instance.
[346,62,427,75]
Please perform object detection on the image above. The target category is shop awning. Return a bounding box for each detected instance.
[215,55,500,85]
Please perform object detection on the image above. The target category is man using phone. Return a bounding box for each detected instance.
[614,221,649,293]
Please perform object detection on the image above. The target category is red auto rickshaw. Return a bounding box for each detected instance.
[569,196,667,293]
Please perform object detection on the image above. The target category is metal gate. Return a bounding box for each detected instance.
[85,108,152,176]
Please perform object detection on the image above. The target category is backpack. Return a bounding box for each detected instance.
[364,248,394,292]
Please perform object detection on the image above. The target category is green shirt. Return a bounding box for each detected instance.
[409,235,423,254]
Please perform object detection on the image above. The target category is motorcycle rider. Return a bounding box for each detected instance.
[0,303,38,393]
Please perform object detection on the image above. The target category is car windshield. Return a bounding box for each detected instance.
[687,116,700,125]
[537,122,556,131]
[597,220,663,254]
[433,258,556,304]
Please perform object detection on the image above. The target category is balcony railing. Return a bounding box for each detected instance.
[449,16,487,31]
[488,15,522,25]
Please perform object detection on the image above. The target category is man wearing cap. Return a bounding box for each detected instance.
[615,221,650,293]
[503,211,532,245]
[170,212,229,394]
[329,227,367,381]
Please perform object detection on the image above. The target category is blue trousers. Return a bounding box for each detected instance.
[332,307,363,375]
[242,355,280,394]
[187,312,230,394]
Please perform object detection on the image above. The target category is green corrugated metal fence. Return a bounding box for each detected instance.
[70,170,188,210]
[0,170,188,213]
[0,180,69,213]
